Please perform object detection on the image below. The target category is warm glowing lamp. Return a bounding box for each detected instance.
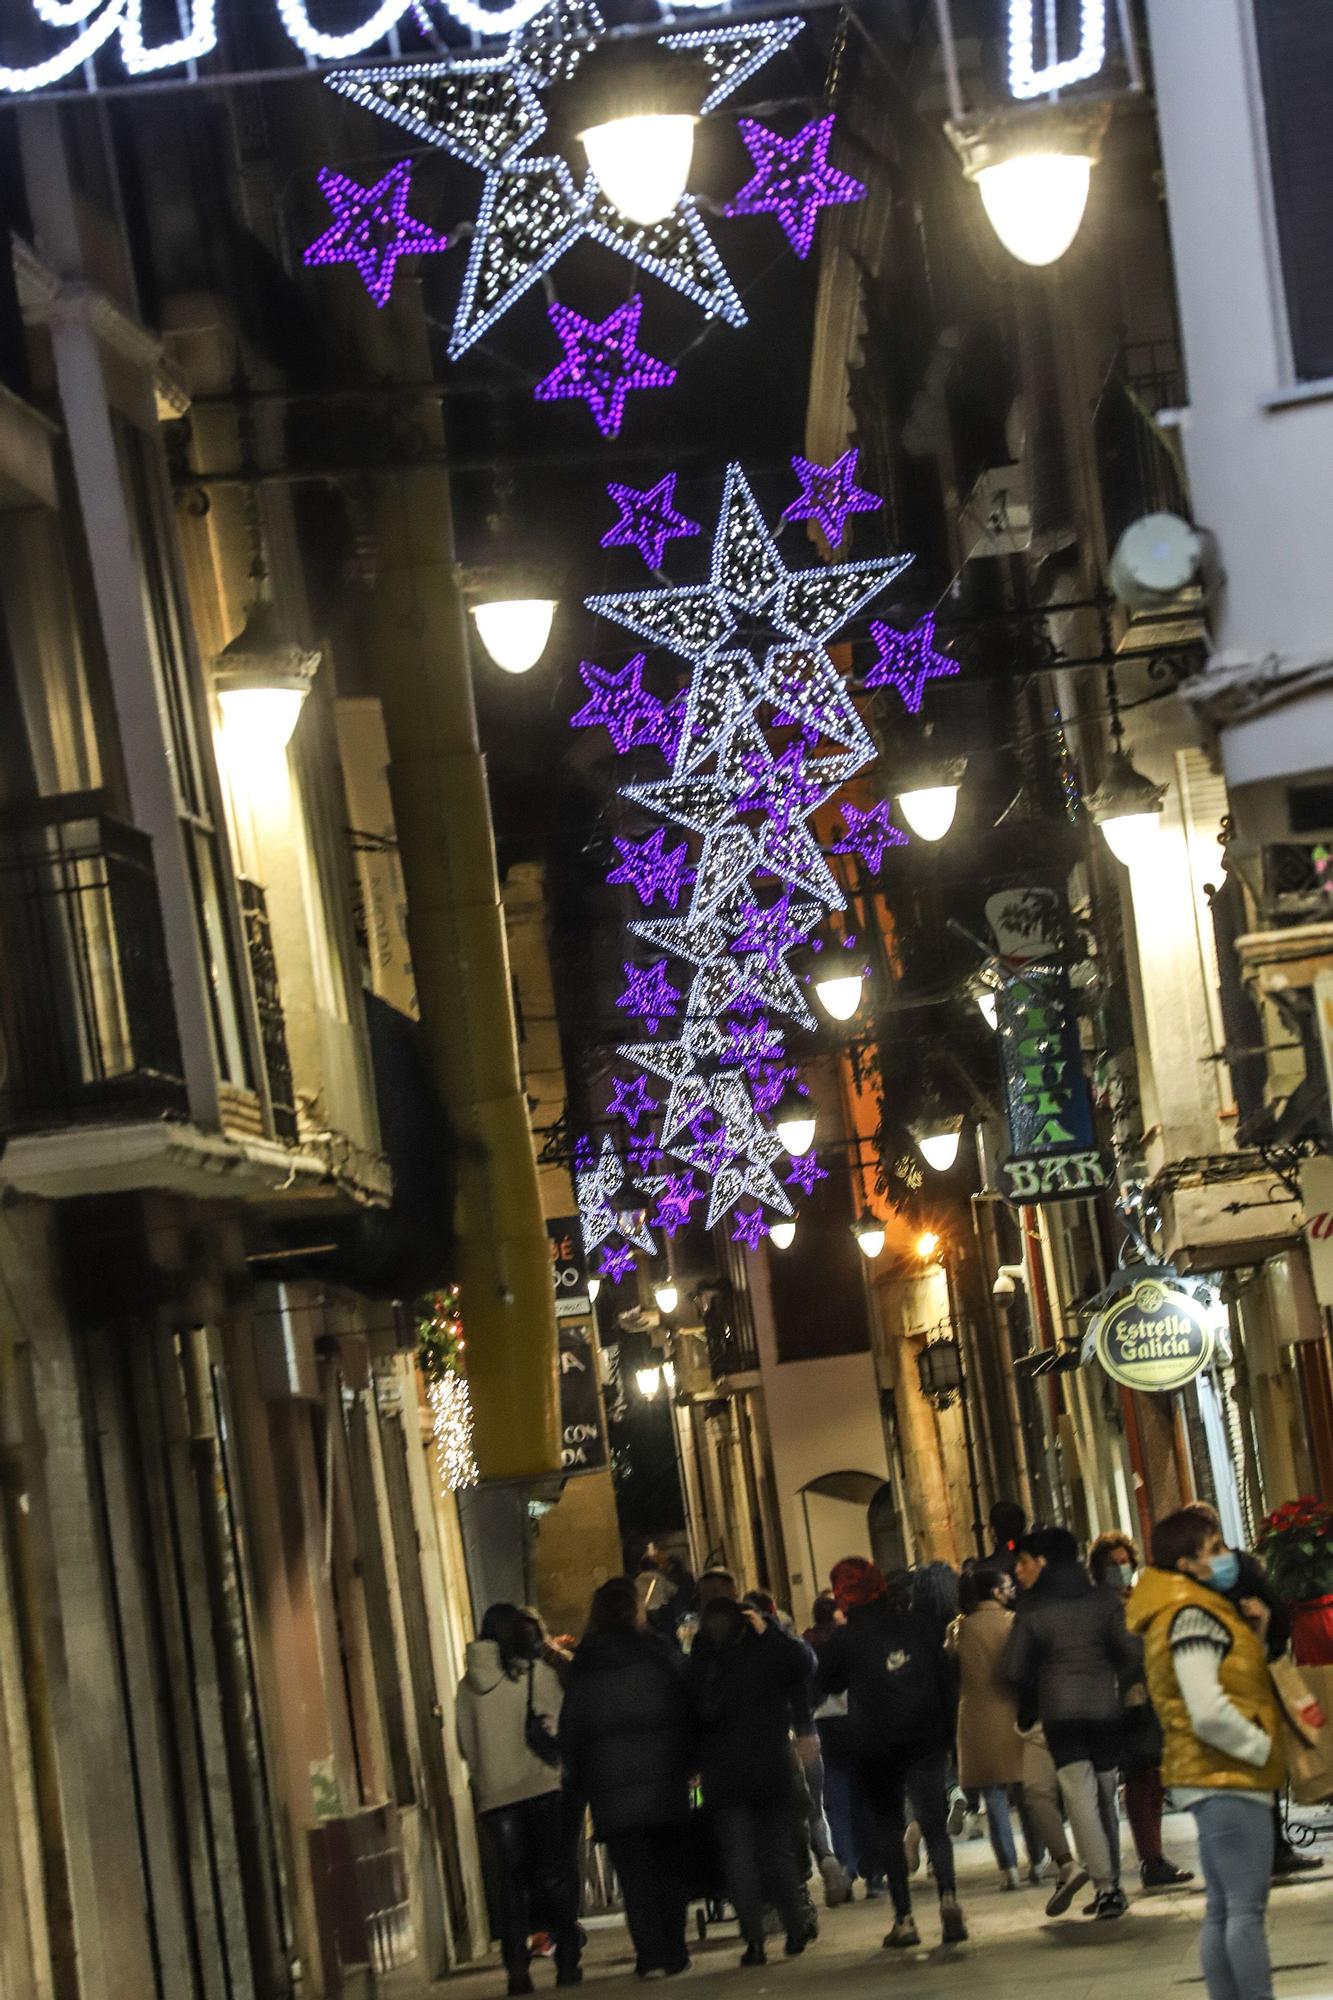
[471,597,557,675]
[581,114,697,224]
[769,1219,796,1249]
[853,1210,886,1261]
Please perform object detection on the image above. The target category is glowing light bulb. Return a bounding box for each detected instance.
[897,784,959,843]
[1098,811,1162,869]
[853,1211,886,1261]
[814,968,866,1022]
[581,114,697,225]
[976,152,1093,266]
[635,1364,662,1399]
[768,1219,796,1249]
[653,1278,679,1316]
[774,1088,817,1159]
[916,1230,941,1260]
[218,685,307,754]
[916,1123,962,1173]
[471,598,556,675]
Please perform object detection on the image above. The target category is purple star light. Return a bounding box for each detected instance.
[785,1151,828,1195]
[782,449,882,550]
[731,1206,770,1249]
[602,475,701,571]
[572,655,663,754]
[719,1012,784,1079]
[607,828,694,910]
[724,115,866,261]
[535,297,676,440]
[731,889,809,970]
[652,1172,704,1235]
[862,613,961,713]
[833,801,908,873]
[598,1243,638,1285]
[617,960,683,1035]
[606,1074,661,1130]
[304,161,449,309]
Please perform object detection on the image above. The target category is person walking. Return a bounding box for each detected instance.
[1089,1532,1193,1891]
[456,1604,581,1995]
[1005,1528,1140,1921]
[948,1565,1026,1889]
[559,1578,692,1981]
[816,1556,967,1948]
[687,1592,813,1966]
[1127,1509,1285,2000]
[805,1595,864,1889]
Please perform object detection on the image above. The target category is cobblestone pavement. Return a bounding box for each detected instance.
[386,1812,1333,2000]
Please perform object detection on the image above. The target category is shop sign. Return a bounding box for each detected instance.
[1300,1156,1333,1310]
[557,1325,607,1474]
[988,890,1111,1205]
[547,1216,590,1320]
[1087,1272,1215,1393]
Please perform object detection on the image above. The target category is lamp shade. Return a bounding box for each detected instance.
[773,1084,816,1158]
[853,1209,886,1261]
[915,1118,962,1173]
[814,965,866,1022]
[635,1364,662,1399]
[581,114,696,224]
[768,1219,796,1249]
[976,151,1093,265]
[1088,747,1166,868]
[214,601,319,754]
[652,1278,679,1316]
[897,784,959,842]
[471,597,556,675]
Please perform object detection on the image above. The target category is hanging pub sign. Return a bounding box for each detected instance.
[1084,1268,1216,1394]
[557,1327,608,1474]
[988,888,1112,1204]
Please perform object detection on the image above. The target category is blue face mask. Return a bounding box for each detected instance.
[1111,1563,1135,1590]
[1206,1550,1240,1594]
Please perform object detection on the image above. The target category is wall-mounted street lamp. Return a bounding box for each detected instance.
[916,1335,963,1409]
[470,596,558,675]
[635,1363,662,1399]
[773,1082,817,1158]
[652,1276,679,1316]
[214,601,319,755]
[1087,668,1166,867]
[914,1117,963,1174]
[853,1209,887,1261]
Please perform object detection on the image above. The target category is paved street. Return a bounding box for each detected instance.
[391,1817,1333,2000]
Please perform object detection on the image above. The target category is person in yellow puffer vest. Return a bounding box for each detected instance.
[1127,1510,1285,2000]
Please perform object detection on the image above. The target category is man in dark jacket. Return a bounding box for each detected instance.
[1004,1528,1142,1921]
[687,1595,813,1966]
[561,1580,692,1978]
[814,1557,967,1950]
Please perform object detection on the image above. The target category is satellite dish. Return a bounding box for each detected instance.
[1109,512,1203,613]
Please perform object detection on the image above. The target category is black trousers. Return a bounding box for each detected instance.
[713,1800,806,1948]
[860,1749,956,1920]
[606,1827,688,1974]
[482,1793,580,1976]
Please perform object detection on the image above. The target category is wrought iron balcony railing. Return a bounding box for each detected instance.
[1259,840,1333,927]
[238,876,299,1144]
[0,794,187,1131]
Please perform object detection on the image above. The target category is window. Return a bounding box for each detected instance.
[1253,0,1333,380]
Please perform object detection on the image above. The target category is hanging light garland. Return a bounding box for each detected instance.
[417,1290,479,1492]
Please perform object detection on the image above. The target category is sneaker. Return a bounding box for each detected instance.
[819,1854,854,1907]
[1000,1867,1022,1891]
[1091,1888,1128,1921]
[1045,1866,1089,1918]
[1141,1857,1194,1890]
[904,1821,923,1875]
[739,1945,766,1969]
[882,1917,920,1950]
[940,1897,968,1944]
[784,1934,808,1959]
[947,1793,967,1836]
[1026,1860,1050,1885]
[1273,1845,1324,1878]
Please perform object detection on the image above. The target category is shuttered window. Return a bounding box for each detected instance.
[1252,0,1333,380]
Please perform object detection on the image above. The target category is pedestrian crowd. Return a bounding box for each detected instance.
[454,1501,1323,2000]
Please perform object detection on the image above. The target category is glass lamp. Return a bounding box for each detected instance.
[214,601,319,755]
[769,1219,796,1250]
[581,114,697,224]
[948,101,1109,268]
[853,1210,886,1261]
[470,597,557,675]
[773,1083,816,1158]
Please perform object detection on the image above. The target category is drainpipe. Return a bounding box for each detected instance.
[370,465,559,1480]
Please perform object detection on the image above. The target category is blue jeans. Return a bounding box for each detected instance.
[1188,1794,1275,2000]
[982,1785,1017,1871]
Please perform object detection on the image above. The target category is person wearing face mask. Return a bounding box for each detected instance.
[1127,1512,1285,2000]
[1089,1534,1194,1892]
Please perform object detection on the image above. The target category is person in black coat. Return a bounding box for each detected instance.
[686,1594,812,1966]
[814,1556,966,1950]
[560,1578,692,1979]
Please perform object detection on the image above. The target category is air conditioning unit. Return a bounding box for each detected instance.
[960,465,1032,557]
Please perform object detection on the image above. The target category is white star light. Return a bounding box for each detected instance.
[328,12,801,359]
[576,1134,656,1255]
[588,463,914,1224]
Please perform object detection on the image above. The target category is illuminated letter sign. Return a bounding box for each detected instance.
[1007,0,1107,100]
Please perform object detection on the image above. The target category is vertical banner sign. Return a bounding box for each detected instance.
[548,1217,608,1473]
[987,889,1111,1202]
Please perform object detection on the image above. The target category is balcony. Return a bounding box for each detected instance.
[239,876,299,1144]
[1257,840,1333,928]
[0,794,187,1133]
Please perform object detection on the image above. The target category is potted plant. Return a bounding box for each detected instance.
[1257,1498,1333,1665]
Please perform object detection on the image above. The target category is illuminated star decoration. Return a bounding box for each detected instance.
[833,801,908,873]
[785,1151,829,1195]
[649,1171,704,1236]
[598,1243,638,1285]
[327,12,803,358]
[606,1073,661,1130]
[535,297,675,440]
[303,160,449,308]
[603,475,702,571]
[572,655,666,754]
[862,613,961,713]
[618,960,683,1035]
[575,462,933,1229]
[724,114,866,261]
[731,1206,770,1249]
[782,450,881,551]
[607,828,694,910]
